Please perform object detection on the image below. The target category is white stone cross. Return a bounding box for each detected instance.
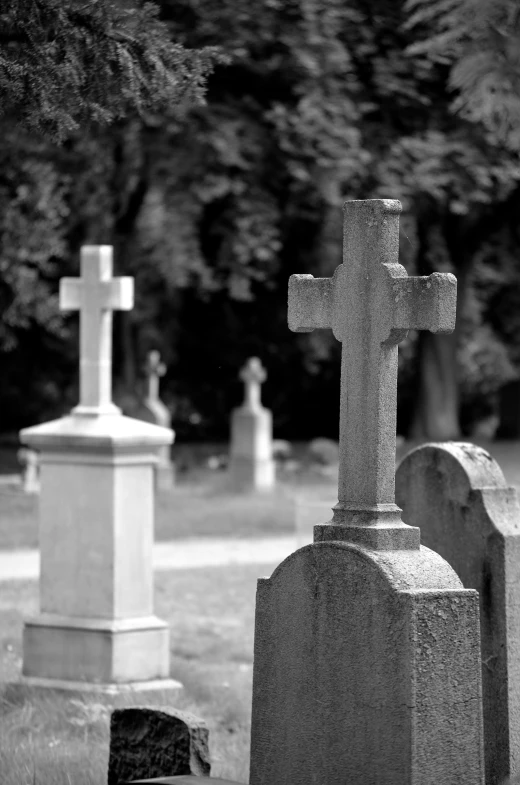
[60,246,134,415]
[289,199,457,541]
[146,350,166,404]
[240,357,266,411]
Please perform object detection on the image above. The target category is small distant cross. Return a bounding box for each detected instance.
[60,246,134,415]
[240,358,266,411]
[289,199,457,549]
[146,350,166,405]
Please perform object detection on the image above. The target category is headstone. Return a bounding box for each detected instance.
[229,358,275,492]
[396,442,520,785]
[17,446,40,494]
[497,379,520,439]
[108,707,210,785]
[249,199,484,785]
[19,245,180,695]
[143,351,175,490]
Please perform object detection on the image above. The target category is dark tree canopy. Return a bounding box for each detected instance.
[0,0,519,440]
[0,0,222,140]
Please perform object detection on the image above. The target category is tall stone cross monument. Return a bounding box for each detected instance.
[229,357,275,492]
[19,246,179,695]
[250,201,484,785]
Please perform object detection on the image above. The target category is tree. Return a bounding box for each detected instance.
[406,0,520,149]
[0,0,221,141]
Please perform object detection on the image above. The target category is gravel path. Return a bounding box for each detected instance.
[0,535,299,582]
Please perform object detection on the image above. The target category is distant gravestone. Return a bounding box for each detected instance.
[229,358,275,492]
[17,447,40,494]
[143,351,175,490]
[249,200,484,785]
[396,442,520,785]
[108,707,210,785]
[19,246,179,695]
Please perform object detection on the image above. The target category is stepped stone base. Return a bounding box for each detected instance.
[22,614,173,687]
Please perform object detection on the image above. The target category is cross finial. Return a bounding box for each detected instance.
[146,350,166,404]
[60,246,134,416]
[239,357,266,411]
[288,199,457,550]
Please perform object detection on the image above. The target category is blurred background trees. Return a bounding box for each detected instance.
[0,0,519,442]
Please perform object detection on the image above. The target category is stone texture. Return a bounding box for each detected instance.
[108,707,210,785]
[396,441,520,785]
[229,358,275,492]
[18,246,179,694]
[249,199,484,785]
[124,779,237,785]
[250,542,483,785]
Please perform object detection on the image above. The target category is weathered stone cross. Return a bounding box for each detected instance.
[60,246,134,415]
[240,357,266,411]
[289,199,457,548]
[146,350,166,405]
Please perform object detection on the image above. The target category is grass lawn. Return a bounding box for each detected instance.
[0,561,271,785]
[0,441,339,550]
[1,438,519,551]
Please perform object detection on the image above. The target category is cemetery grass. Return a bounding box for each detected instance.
[0,442,338,550]
[0,561,267,785]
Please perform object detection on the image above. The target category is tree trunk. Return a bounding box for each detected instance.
[409,210,472,441]
[410,331,461,440]
[111,121,150,395]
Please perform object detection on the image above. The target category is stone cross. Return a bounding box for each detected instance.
[288,199,456,546]
[146,350,166,406]
[60,246,134,415]
[250,199,483,785]
[239,357,266,411]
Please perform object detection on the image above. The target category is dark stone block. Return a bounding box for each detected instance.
[108,707,211,785]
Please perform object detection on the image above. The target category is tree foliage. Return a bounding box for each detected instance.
[406,0,520,149]
[1,0,519,439]
[0,0,222,140]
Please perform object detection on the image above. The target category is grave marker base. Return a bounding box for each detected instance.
[250,541,484,785]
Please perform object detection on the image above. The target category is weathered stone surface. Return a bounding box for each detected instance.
[396,441,520,785]
[125,778,238,785]
[108,707,210,785]
[288,199,456,543]
[249,200,484,785]
[250,542,483,785]
[229,358,275,492]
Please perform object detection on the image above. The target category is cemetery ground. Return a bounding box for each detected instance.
[1,436,520,784]
[0,561,263,785]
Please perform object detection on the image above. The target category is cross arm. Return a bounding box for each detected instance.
[107,278,134,311]
[392,271,457,334]
[59,278,82,311]
[288,274,333,333]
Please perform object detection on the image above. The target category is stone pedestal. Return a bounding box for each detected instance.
[250,538,484,785]
[19,411,180,694]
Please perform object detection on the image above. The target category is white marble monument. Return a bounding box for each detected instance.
[19,245,179,694]
[143,350,175,490]
[229,357,275,492]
